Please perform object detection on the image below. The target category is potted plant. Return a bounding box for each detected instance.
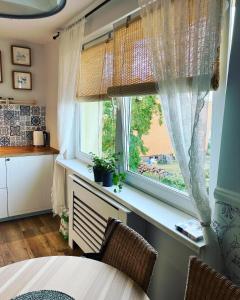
[89,153,104,183]
[89,152,126,191]
[101,154,118,187]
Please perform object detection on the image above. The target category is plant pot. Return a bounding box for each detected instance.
[93,166,103,183]
[102,171,113,187]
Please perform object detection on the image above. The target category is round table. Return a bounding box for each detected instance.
[0,256,149,300]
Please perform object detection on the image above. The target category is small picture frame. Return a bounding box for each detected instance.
[11,45,31,66]
[0,51,2,83]
[12,71,32,90]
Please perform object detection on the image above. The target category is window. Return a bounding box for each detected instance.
[128,95,186,192]
[75,9,227,215]
[76,100,117,159]
[127,95,212,193]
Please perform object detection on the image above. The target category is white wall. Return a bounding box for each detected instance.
[44,40,59,149]
[0,39,45,105]
[217,6,240,195]
[213,3,240,283]
[85,0,139,38]
[145,223,194,300]
[41,0,140,150]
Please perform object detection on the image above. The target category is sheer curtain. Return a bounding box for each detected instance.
[52,18,85,215]
[138,0,223,268]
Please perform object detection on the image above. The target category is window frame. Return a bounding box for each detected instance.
[119,96,196,216]
[75,103,92,165]
[75,97,196,216]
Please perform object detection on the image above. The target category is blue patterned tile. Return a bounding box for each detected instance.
[20,105,30,116]
[26,131,33,141]
[0,104,46,147]
[10,126,20,136]
[0,136,10,146]
[4,110,14,121]
[31,106,40,116]
[0,127,9,135]
[31,116,41,126]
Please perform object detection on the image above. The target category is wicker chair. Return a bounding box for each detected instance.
[184,256,240,300]
[83,218,157,292]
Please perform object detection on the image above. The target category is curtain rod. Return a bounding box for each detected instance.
[53,0,111,40]
[82,31,113,50]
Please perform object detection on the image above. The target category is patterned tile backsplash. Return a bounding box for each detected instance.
[0,104,46,147]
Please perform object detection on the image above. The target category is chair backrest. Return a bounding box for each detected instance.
[185,256,240,300]
[101,218,157,292]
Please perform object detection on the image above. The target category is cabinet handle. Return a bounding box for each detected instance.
[6,158,10,161]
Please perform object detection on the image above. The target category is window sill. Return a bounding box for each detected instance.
[57,158,205,253]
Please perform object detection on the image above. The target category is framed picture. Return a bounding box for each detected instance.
[11,45,31,66]
[0,51,2,83]
[12,71,32,90]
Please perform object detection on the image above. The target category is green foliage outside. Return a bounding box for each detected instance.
[102,100,117,155]
[101,96,188,191]
[129,96,162,171]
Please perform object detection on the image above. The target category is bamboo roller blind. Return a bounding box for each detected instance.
[77,6,220,101]
[107,17,157,97]
[77,39,113,101]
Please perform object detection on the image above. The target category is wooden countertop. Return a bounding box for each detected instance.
[0,146,59,158]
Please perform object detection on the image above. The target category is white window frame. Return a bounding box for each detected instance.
[75,92,228,217]
[75,97,196,216]
[75,103,92,165]
[118,96,196,216]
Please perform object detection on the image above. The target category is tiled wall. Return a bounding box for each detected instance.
[0,104,46,146]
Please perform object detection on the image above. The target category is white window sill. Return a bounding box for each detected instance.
[57,158,205,253]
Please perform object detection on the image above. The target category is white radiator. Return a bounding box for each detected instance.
[68,174,130,253]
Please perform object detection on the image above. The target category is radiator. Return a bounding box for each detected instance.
[68,174,130,253]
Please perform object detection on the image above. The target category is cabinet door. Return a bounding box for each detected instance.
[0,158,6,188]
[7,155,54,217]
[0,189,8,218]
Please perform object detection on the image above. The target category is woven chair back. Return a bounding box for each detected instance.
[185,256,240,300]
[101,218,157,292]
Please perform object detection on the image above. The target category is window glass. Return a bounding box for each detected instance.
[128,95,212,192]
[79,100,117,157]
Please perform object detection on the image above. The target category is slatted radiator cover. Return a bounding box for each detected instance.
[68,174,130,253]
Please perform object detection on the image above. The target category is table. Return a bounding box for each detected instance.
[0,256,149,300]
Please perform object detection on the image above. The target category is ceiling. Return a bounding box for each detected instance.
[0,0,95,44]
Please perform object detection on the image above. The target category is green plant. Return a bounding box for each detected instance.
[101,153,118,172]
[160,176,186,191]
[129,95,163,171]
[89,152,126,192]
[88,152,105,170]
[113,172,126,193]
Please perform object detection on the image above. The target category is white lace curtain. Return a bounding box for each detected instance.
[52,18,85,215]
[138,0,223,267]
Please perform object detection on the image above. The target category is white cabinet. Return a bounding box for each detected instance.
[0,189,8,219]
[0,158,6,188]
[6,155,54,217]
[0,158,8,219]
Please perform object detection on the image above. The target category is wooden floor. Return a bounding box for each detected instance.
[0,213,82,267]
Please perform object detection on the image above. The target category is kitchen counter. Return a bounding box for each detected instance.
[0,146,59,158]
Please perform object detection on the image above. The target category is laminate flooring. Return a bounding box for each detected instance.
[0,213,82,267]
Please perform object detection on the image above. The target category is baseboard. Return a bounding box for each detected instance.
[0,209,52,223]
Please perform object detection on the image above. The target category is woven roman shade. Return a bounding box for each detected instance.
[107,7,220,97]
[77,39,113,101]
[107,17,158,97]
